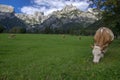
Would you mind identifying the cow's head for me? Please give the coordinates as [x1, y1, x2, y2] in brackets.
[91, 44, 108, 63]
[92, 45, 104, 63]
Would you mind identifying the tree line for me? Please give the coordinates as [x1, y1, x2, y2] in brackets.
[90, 0, 120, 38]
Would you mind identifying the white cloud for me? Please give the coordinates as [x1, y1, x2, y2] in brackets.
[21, 6, 40, 14]
[20, 0, 90, 15]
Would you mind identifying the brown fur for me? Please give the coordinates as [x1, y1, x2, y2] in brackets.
[94, 27, 114, 51]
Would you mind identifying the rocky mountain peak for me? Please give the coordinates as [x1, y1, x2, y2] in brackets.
[15, 11, 46, 25]
[62, 4, 77, 12]
[88, 8, 99, 15]
[0, 4, 14, 13]
[0, 4, 15, 20]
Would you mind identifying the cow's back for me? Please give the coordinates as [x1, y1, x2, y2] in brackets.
[94, 27, 114, 46]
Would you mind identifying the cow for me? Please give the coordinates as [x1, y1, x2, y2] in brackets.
[91, 27, 114, 63]
[8, 34, 16, 38]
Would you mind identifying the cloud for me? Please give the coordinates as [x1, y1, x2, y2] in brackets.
[20, 0, 90, 15]
[21, 6, 40, 14]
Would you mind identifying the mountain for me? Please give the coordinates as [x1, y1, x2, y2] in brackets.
[42, 5, 99, 28]
[0, 4, 101, 33]
[0, 4, 14, 20]
[0, 4, 26, 31]
[40, 5, 101, 34]
[15, 12, 46, 26]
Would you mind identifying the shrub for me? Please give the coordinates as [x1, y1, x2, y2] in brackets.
[9, 27, 26, 33]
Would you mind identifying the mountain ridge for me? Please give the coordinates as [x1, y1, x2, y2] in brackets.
[0, 4, 101, 33]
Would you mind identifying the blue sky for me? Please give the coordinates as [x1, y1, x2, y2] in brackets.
[0, 0, 32, 12]
[0, 0, 90, 15]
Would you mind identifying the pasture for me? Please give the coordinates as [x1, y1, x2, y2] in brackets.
[0, 34, 120, 80]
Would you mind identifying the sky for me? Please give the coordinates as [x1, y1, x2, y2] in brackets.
[0, 0, 90, 15]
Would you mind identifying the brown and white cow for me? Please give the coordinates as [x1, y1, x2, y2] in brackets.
[92, 27, 114, 63]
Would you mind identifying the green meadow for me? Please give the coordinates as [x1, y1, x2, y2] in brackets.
[0, 34, 120, 80]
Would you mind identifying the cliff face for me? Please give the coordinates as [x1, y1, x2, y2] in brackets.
[40, 5, 100, 32]
[0, 4, 101, 32]
[0, 4, 14, 13]
[0, 4, 26, 29]
[0, 4, 14, 20]
[15, 12, 45, 25]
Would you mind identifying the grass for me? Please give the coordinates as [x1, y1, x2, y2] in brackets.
[0, 34, 120, 80]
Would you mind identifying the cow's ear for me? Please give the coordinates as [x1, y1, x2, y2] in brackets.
[101, 44, 108, 51]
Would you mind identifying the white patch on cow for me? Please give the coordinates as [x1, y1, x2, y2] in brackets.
[103, 27, 114, 41]
[100, 28, 103, 33]
[109, 31, 114, 41]
[105, 30, 114, 41]
[92, 46, 103, 63]
[106, 30, 109, 33]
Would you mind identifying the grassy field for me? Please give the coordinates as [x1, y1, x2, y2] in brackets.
[0, 34, 120, 80]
